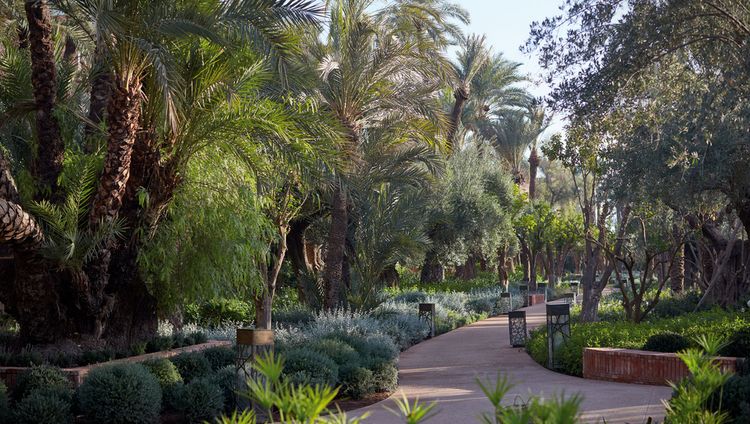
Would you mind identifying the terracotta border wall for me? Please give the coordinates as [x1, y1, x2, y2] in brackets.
[583, 347, 738, 386]
[0, 340, 231, 388]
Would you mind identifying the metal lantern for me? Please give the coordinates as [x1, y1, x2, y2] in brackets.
[497, 292, 512, 314]
[236, 328, 274, 382]
[537, 282, 548, 302]
[419, 303, 436, 338]
[519, 284, 529, 307]
[569, 281, 579, 296]
[508, 310, 527, 347]
[546, 304, 571, 369]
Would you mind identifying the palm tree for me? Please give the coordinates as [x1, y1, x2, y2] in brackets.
[310, 0, 450, 308]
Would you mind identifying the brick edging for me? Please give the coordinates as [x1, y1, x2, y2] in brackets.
[0, 340, 231, 388]
[582, 347, 738, 386]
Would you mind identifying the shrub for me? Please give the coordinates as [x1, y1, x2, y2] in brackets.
[309, 338, 360, 368]
[163, 382, 185, 412]
[274, 308, 316, 327]
[642, 332, 692, 353]
[141, 358, 182, 388]
[203, 346, 236, 370]
[339, 365, 373, 399]
[170, 352, 212, 383]
[185, 299, 252, 328]
[145, 335, 174, 353]
[391, 290, 428, 304]
[341, 333, 398, 363]
[466, 297, 495, 315]
[369, 360, 398, 392]
[13, 365, 72, 400]
[0, 382, 10, 423]
[721, 327, 750, 357]
[77, 363, 162, 424]
[283, 348, 339, 387]
[376, 314, 429, 350]
[190, 331, 208, 345]
[210, 366, 238, 412]
[714, 374, 750, 423]
[173, 377, 224, 423]
[12, 388, 72, 424]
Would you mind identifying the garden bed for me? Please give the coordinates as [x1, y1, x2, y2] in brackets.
[0, 340, 230, 389]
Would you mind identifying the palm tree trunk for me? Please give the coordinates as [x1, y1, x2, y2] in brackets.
[90, 75, 142, 226]
[323, 183, 347, 309]
[528, 146, 540, 200]
[447, 85, 468, 154]
[84, 36, 112, 151]
[420, 249, 444, 283]
[25, 0, 64, 196]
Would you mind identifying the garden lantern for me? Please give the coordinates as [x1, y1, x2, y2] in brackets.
[546, 304, 571, 370]
[537, 282, 548, 302]
[519, 283, 529, 307]
[236, 329, 274, 382]
[508, 310, 527, 347]
[419, 303, 436, 338]
[498, 292, 512, 314]
[569, 281, 579, 296]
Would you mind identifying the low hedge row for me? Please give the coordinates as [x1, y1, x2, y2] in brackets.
[0, 346, 237, 424]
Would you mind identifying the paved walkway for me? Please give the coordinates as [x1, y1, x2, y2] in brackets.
[351, 303, 672, 423]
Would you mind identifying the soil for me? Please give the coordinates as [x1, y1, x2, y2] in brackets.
[331, 391, 392, 412]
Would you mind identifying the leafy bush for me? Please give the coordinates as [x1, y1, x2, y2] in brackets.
[283, 348, 339, 387]
[642, 332, 691, 353]
[141, 358, 182, 388]
[12, 388, 72, 424]
[274, 307, 316, 327]
[185, 299, 252, 328]
[466, 297, 495, 315]
[391, 290, 428, 304]
[203, 346, 236, 371]
[309, 338, 360, 368]
[170, 352, 212, 383]
[714, 374, 750, 423]
[721, 327, 750, 357]
[77, 363, 162, 424]
[145, 335, 174, 353]
[339, 365, 373, 399]
[13, 365, 72, 400]
[210, 366, 238, 412]
[173, 377, 224, 423]
[369, 360, 398, 392]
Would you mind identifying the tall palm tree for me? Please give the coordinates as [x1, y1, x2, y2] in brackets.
[310, 0, 450, 308]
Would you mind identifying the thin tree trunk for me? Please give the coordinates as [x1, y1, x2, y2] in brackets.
[323, 183, 347, 309]
[420, 249, 444, 283]
[528, 147, 540, 200]
[84, 36, 112, 151]
[25, 0, 64, 196]
[447, 85, 468, 154]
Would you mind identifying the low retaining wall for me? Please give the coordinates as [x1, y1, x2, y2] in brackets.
[583, 347, 738, 386]
[0, 340, 231, 388]
[528, 294, 546, 305]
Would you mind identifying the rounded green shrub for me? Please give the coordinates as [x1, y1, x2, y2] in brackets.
[163, 382, 185, 412]
[339, 365, 373, 399]
[369, 360, 398, 392]
[721, 327, 750, 358]
[13, 365, 72, 400]
[170, 352, 212, 383]
[642, 332, 691, 353]
[145, 335, 174, 353]
[714, 374, 750, 423]
[210, 366, 238, 411]
[12, 388, 72, 424]
[274, 308, 315, 327]
[310, 338, 360, 368]
[141, 358, 182, 388]
[173, 377, 224, 423]
[77, 363, 162, 424]
[283, 348, 339, 387]
[203, 346, 236, 371]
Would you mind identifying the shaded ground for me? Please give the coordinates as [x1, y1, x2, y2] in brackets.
[350, 302, 671, 424]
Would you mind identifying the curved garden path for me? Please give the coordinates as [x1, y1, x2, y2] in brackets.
[351, 302, 672, 424]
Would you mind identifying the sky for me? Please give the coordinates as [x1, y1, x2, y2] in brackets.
[454, 0, 565, 133]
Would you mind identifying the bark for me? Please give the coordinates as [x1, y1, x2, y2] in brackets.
[379, 264, 400, 287]
[420, 249, 444, 283]
[670, 236, 685, 293]
[90, 75, 142, 226]
[528, 147, 540, 200]
[497, 248, 508, 290]
[323, 183, 347, 308]
[84, 36, 112, 150]
[519, 240, 531, 282]
[447, 85, 468, 154]
[25, 0, 64, 196]
[455, 255, 477, 280]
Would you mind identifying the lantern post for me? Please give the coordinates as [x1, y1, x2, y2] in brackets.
[519, 283, 529, 307]
[236, 329, 274, 407]
[546, 304, 571, 370]
[419, 303, 436, 338]
[497, 292, 513, 314]
[508, 311, 527, 347]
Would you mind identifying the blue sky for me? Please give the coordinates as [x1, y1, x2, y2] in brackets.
[455, 1, 565, 132]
